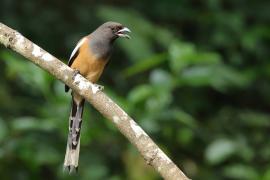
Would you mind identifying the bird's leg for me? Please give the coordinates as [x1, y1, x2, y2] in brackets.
[72, 69, 80, 80]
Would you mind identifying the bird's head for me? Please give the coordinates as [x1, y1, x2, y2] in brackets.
[95, 21, 131, 41]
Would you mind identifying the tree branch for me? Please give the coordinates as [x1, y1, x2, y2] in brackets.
[0, 22, 190, 180]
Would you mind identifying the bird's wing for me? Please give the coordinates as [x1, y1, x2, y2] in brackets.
[68, 37, 87, 67]
[65, 37, 87, 92]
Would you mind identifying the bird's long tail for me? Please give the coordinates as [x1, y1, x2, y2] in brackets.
[64, 95, 85, 173]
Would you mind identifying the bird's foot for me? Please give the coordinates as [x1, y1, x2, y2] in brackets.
[72, 69, 80, 80]
[92, 84, 104, 94]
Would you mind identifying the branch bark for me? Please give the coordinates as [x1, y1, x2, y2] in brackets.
[0, 22, 190, 180]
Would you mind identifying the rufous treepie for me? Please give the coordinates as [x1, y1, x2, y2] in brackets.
[64, 21, 131, 173]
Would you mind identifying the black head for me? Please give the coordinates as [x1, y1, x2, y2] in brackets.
[93, 21, 131, 42]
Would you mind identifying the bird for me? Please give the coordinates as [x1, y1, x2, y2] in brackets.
[63, 21, 131, 173]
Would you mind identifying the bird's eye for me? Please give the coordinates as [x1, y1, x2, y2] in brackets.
[111, 27, 117, 33]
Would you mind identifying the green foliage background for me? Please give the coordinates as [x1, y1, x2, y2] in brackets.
[0, 0, 269, 179]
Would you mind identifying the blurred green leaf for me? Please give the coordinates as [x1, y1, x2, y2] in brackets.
[205, 138, 237, 165]
[128, 84, 153, 104]
[1, 51, 52, 95]
[180, 65, 252, 91]
[35, 144, 61, 164]
[177, 128, 194, 145]
[171, 109, 197, 128]
[82, 164, 108, 179]
[150, 69, 173, 89]
[263, 168, 270, 180]
[169, 42, 221, 74]
[169, 42, 196, 73]
[223, 164, 259, 180]
[123, 53, 167, 77]
[141, 118, 160, 133]
[11, 117, 56, 131]
[0, 118, 8, 142]
[239, 111, 270, 127]
[145, 93, 172, 112]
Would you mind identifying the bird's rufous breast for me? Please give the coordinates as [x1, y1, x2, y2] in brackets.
[71, 38, 109, 83]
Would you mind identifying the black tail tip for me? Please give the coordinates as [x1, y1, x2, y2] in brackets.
[63, 165, 78, 174]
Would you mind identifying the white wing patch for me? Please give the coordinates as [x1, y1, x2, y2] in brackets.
[69, 38, 87, 61]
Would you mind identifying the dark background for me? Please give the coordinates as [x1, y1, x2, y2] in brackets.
[0, 0, 269, 179]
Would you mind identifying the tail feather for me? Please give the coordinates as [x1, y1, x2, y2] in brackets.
[64, 139, 80, 173]
[64, 97, 85, 173]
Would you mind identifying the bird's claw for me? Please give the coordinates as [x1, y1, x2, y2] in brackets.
[92, 84, 104, 94]
[94, 84, 104, 91]
[72, 69, 80, 80]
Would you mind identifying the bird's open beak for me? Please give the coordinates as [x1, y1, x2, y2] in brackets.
[117, 27, 131, 39]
